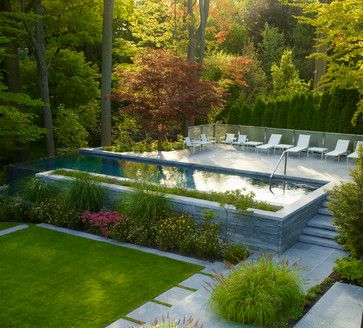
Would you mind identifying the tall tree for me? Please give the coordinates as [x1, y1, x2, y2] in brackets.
[101, 0, 114, 146]
[187, 0, 210, 64]
[20, 0, 55, 157]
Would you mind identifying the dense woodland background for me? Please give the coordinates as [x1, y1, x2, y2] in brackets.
[0, 0, 362, 183]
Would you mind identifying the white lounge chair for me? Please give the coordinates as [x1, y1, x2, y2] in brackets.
[286, 134, 311, 157]
[184, 137, 202, 151]
[256, 134, 282, 155]
[347, 141, 363, 162]
[325, 139, 350, 162]
[200, 134, 216, 144]
[232, 134, 248, 147]
[220, 133, 236, 144]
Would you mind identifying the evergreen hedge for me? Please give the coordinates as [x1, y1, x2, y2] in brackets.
[226, 89, 363, 134]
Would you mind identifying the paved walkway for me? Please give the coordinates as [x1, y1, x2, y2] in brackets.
[0, 224, 29, 236]
[108, 145, 352, 182]
[295, 282, 363, 328]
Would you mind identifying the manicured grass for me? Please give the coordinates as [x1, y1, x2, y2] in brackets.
[0, 222, 20, 231]
[0, 226, 203, 327]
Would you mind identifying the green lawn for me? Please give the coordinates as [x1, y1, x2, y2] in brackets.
[0, 222, 21, 231]
[0, 226, 203, 327]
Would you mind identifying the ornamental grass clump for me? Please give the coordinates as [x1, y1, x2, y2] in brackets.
[210, 256, 305, 327]
[65, 177, 106, 212]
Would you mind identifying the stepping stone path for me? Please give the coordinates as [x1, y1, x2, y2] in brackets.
[0, 224, 28, 236]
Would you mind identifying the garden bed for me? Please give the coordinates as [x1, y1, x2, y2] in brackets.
[0, 225, 202, 327]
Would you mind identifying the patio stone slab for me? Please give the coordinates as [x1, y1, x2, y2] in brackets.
[295, 282, 363, 328]
[179, 273, 216, 291]
[0, 224, 28, 236]
[106, 318, 140, 328]
[155, 287, 194, 305]
[127, 302, 169, 324]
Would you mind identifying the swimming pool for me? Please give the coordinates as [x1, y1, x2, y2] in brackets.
[9, 154, 324, 206]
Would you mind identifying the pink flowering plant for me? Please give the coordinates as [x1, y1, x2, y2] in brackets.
[81, 210, 126, 237]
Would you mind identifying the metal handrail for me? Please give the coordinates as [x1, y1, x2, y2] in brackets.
[270, 150, 288, 180]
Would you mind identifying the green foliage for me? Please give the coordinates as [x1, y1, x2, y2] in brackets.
[21, 178, 61, 204]
[180, 211, 222, 260]
[109, 216, 134, 242]
[112, 114, 140, 151]
[116, 189, 171, 245]
[222, 243, 250, 265]
[329, 150, 363, 258]
[334, 257, 363, 286]
[258, 23, 286, 76]
[31, 196, 81, 228]
[155, 214, 196, 251]
[298, 0, 363, 125]
[54, 106, 89, 149]
[210, 256, 305, 327]
[65, 178, 106, 213]
[250, 96, 266, 127]
[271, 49, 309, 98]
[0, 193, 30, 222]
[304, 277, 334, 305]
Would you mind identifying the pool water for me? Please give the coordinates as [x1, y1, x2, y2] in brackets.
[12, 154, 321, 206]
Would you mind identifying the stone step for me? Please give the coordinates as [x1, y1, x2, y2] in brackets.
[303, 227, 339, 240]
[307, 215, 335, 231]
[298, 234, 342, 250]
[318, 208, 333, 216]
[322, 201, 329, 208]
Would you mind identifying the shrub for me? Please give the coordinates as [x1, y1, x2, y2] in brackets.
[109, 216, 134, 242]
[144, 316, 202, 328]
[31, 196, 81, 228]
[21, 178, 60, 204]
[328, 150, 363, 258]
[0, 193, 31, 221]
[116, 189, 171, 245]
[180, 211, 222, 260]
[155, 214, 196, 251]
[334, 257, 363, 286]
[82, 210, 126, 237]
[222, 243, 250, 264]
[210, 256, 305, 327]
[65, 178, 106, 212]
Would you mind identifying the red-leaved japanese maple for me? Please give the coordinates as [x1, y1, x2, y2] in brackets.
[113, 48, 224, 150]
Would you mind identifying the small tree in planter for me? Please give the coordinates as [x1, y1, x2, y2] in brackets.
[112, 48, 224, 150]
[329, 149, 363, 259]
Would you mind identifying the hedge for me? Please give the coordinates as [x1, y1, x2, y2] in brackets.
[226, 89, 363, 134]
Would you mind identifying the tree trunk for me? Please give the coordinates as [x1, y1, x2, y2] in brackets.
[198, 0, 209, 65]
[33, 0, 55, 157]
[313, 34, 327, 91]
[187, 0, 197, 63]
[0, 0, 21, 93]
[101, 0, 114, 146]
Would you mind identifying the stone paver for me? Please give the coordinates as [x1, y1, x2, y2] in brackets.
[295, 282, 363, 328]
[106, 318, 140, 328]
[179, 273, 216, 291]
[155, 287, 194, 305]
[127, 302, 169, 324]
[0, 224, 28, 236]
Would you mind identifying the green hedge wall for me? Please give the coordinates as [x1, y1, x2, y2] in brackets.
[226, 89, 363, 134]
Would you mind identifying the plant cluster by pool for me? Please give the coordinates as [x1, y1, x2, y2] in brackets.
[9, 154, 324, 206]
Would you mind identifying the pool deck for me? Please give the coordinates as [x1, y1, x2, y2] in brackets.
[116, 144, 353, 183]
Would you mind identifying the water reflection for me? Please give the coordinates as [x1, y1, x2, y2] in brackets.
[24, 155, 319, 206]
